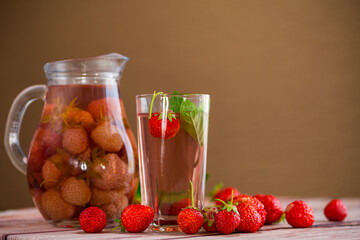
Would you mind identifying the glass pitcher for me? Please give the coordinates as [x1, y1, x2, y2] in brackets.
[4, 53, 138, 227]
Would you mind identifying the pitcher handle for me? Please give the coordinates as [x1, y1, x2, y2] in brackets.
[4, 85, 46, 175]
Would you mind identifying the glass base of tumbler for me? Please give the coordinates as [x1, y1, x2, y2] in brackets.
[148, 219, 181, 232]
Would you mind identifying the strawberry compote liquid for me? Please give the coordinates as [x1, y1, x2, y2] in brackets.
[27, 84, 138, 227]
[137, 112, 208, 231]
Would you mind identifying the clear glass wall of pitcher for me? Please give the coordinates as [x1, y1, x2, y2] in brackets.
[4, 53, 138, 227]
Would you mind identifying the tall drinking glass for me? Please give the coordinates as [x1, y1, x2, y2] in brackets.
[136, 93, 210, 232]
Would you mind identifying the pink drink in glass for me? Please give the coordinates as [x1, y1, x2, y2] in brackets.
[136, 93, 210, 232]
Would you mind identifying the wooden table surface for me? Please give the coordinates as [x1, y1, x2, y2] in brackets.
[0, 197, 359, 239]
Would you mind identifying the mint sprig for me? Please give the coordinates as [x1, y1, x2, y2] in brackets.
[169, 91, 184, 113]
[152, 90, 205, 145]
[180, 99, 204, 145]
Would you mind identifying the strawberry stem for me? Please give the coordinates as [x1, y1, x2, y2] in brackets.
[215, 198, 227, 206]
[215, 190, 239, 214]
[149, 91, 165, 119]
[190, 180, 194, 208]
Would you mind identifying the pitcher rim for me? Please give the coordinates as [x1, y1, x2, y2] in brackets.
[44, 53, 129, 68]
[43, 53, 129, 82]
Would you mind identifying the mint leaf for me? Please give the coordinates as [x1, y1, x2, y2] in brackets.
[169, 94, 184, 113]
[180, 99, 204, 145]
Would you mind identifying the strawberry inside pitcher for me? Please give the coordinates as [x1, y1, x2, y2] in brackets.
[27, 84, 138, 226]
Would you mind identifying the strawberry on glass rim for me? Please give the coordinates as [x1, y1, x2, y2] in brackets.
[148, 91, 180, 139]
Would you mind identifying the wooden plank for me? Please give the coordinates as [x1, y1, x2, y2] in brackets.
[1, 197, 359, 239]
[6, 223, 360, 240]
[0, 209, 74, 239]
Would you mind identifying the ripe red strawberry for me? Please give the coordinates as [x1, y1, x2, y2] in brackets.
[236, 203, 262, 233]
[233, 196, 266, 227]
[121, 204, 154, 232]
[215, 191, 241, 234]
[149, 112, 180, 139]
[285, 200, 314, 228]
[254, 194, 283, 224]
[169, 198, 191, 215]
[177, 208, 204, 234]
[159, 202, 172, 216]
[202, 207, 218, 232]
[235, 193, 250, 198]
[79, 206, 107, 233]
[324, 199, 347, 221]
[160, 199, 191, 216]
[177, 181, 204, 234]
[213, 187, 241, 206]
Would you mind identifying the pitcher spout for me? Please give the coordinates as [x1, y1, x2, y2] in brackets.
[97, 53, 129, 74]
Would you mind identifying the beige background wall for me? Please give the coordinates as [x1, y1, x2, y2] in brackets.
[0, 0, 359, 211]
